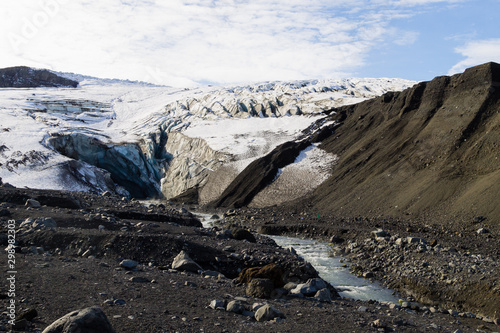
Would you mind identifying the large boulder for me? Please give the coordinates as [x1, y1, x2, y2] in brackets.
[171, 250, 202, 273]
[237, 263, 284, 287]
[41, 307, 115, 333]
[291, 278, 328, 296]
[246, 278, 274, 299]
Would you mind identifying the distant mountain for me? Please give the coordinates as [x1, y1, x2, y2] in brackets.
[0, 66, 78, 88]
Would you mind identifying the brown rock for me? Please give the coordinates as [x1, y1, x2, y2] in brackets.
[237, 263, 284, 287]
[246, 278, 274, 299]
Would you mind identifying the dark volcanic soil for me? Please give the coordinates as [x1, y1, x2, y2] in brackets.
[1, 186, 497, 332]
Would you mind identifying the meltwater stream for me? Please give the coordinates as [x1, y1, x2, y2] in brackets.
[196, 213, 400, 304]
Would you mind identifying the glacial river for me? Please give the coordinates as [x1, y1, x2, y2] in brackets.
[196, 213, 400, 304]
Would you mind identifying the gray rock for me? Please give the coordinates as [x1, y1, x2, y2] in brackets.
[407, 236, 424, 244]
[291, 278, 327, 296]
[476, 228, 489, 234]
[33, 217, 57, 229]
[448, 309, 459, 317]
[202, 270, 226, 279]
[357, 306, 368, 312]
[283, 282, 298, 291]
[171, 250, 202, 273]
[254, 304, 284, 322]
[119, 259, 138, 270]
[371, 229, 390, 238]
[209, 300, 225, 310]
[41, 306, 115, 333]
[129, 276, 150, 283]
[226, 301, 245, 314]
[25, 199, 41, 208]
[113, 299, 126, 305]
[314, 288, 332, 302]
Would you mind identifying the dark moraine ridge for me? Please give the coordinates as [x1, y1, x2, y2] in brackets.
[0, 66, 78, 88]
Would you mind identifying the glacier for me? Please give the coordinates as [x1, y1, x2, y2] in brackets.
[0, 72, 416, 201]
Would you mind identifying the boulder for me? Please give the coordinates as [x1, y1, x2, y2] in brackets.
[231, 228, 256, 243]
[171, 250, 202, 273]
[291, 278, 327, 296]
[254, 304, 285, 322]
[315, 288, 332, 303]
[41, 306, 115, 333]
[246, 278, 274, 299]
[237, 263, 284, 287]
[25, 199, 41, 208]
[226, 300, 245, 314]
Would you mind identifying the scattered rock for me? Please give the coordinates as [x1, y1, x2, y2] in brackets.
[171, 250, 202, 273]
[477, 228, 490, 234]
[16, 308, 38, 322]
[25, 199, 41, 208]
[314, 288, 332, 302]
[254, 304, 285, 322]
[231, 228, 256, 243]
[291, 278, 328, 296]
[41, 306, 115, 333]
[129, 276, 150, 283]
[209, 300, 225, 310]
[226, 300, 245, 314]
[119, 259, 138, 270]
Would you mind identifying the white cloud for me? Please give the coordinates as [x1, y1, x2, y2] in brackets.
[0, 0, 469, 86]
[449, 39, 500, 75]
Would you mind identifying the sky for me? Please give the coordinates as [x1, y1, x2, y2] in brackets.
[1, 0, 499, 87]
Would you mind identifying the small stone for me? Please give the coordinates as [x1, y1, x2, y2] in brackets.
[120, 259, 138, 270]
[209, 300, 225, 310]
[102, 191, 112, 197]
[372, 319, 386, 328]
[226, 300, 245, 314]
[114, 299, 126, 305]
[254, 304, 284, 322]
[314, 288, 332, 303]
[17, 308, 38, 321]
[476, 228, 489, 234]
[357, 306, 368, 312]
[363, 272, 374, 278]
[129, 276, 150, 283]
[25, 199, 41, 208]
[448, 309, 459, 317]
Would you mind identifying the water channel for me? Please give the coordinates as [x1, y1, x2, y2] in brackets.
[196, 213, 400, 304]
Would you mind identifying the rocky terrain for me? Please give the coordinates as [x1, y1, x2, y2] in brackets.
[0, 67, 78, 88]
[1, 63, 500, 332]
[1, 184, 498, 332]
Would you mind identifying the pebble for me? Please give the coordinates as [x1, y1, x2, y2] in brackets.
[120, 259, 138, 269]
[357, 306, 368, 312]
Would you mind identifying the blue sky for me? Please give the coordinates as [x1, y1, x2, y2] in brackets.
[1, 0, 499, 87]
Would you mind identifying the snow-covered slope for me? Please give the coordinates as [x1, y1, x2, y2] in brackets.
[0, 71, 416, 201]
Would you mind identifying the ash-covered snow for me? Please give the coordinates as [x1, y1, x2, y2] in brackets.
[0, 71, 416, 196]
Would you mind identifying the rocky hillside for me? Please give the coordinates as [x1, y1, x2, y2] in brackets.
[311, 62, 500, 229]
[212, 62, 500, 230]
[0, 66, 78, 88]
